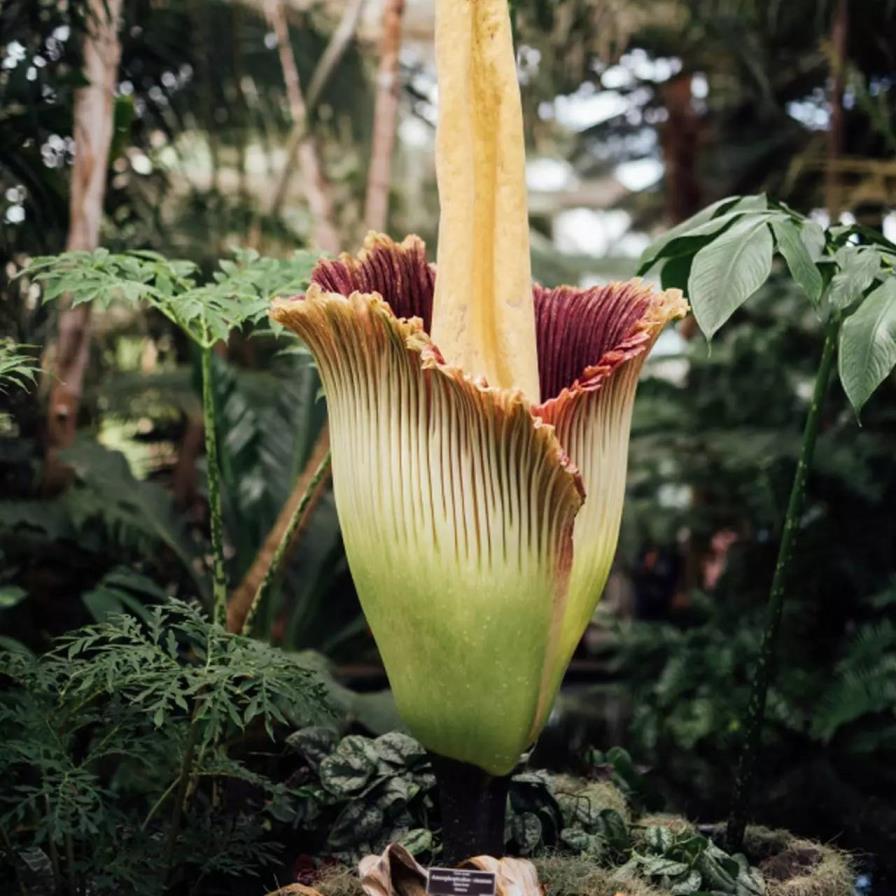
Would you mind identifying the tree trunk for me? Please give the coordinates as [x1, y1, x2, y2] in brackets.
[826, 0, 848, 220]
[363, 0, 406, 233]
[44, 0, 123, 479]
[265, 0, 340, 253]
[660, 72, 702, 343]
[227, 427, 331, 634]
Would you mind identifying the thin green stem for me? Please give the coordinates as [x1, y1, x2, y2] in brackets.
[241, 451, 332, 636]
[200, 346, 228, 626]
[726, 314, 840, 850]
[139, 777, 179, 832]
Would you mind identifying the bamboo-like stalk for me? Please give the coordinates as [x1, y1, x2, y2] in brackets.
[238, 448, 332, 637]
[726, 315, 840, 849]
[200, 347, 228, 626]
[363, 0, 406, 232]
[265, 0, 340, 253]
[227, 426, 331, 633]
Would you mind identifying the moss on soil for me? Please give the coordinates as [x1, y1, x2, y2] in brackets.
[302, 824, 852, 896]
[288, 800, 852, 896]
[533, 853, 667, 896]
[551, 775, 631, 823]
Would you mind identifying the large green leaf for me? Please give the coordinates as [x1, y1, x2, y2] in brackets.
[688, 217, 775, 338]
[838, 278, 896, 414]
[81, 568, 164, 623]
[638, 195, 768, 274]
[771, 220, 823, 304]
[828, 247, 882, 310]
[801, 220, 827, 261]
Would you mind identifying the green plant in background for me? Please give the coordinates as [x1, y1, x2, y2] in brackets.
[0, 247, 344, 893]
[0, 602, 331, 895]
[23, 247, 320, 626]
[0, 340, 39, 395]
[638, 195, 896, 847]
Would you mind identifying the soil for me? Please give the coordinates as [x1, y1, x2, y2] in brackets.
[762, 847, 823, 882]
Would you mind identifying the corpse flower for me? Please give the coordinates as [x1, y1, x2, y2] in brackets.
[273, 0, 686, 784]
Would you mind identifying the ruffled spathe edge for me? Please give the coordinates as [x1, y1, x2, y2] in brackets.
[274, 283, 585, 501]
[535, 279, 689, 422]
[309, 233, 687, 416]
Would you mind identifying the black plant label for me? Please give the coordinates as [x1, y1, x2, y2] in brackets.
[427, 868, 496, 896]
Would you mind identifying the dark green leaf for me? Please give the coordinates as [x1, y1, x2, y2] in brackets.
[286, 726, 339, 771]
[319, 735, 380, 796]
[510, 812, 543, 854]
[644, 824, 674, 853]
[597, 808, 630, 851]
[373, 776, 419, 814]
[399, 828, 432, 856]
[661, 254, 694, 292]
[373, 731, 426, 767]
[328, 800, 384, 850]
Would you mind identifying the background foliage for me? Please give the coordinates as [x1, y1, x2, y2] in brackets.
[1, 0, 896, 892]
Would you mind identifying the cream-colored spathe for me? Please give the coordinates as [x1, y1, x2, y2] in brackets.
[271, 236, 687, 775]
[431, 0, 540, 403]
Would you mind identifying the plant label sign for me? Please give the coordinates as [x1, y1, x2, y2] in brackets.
[427, 868, 496, 896]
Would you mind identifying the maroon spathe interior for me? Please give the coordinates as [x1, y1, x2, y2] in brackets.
[312, 239, 435, 332]
[534, 283, 649, 401]
[310, 238, 648, 403]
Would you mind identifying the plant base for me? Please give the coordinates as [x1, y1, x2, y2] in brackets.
[429, 753, 510, 866]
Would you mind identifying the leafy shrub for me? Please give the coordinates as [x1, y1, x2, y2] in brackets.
[0, 601, 332, 895]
